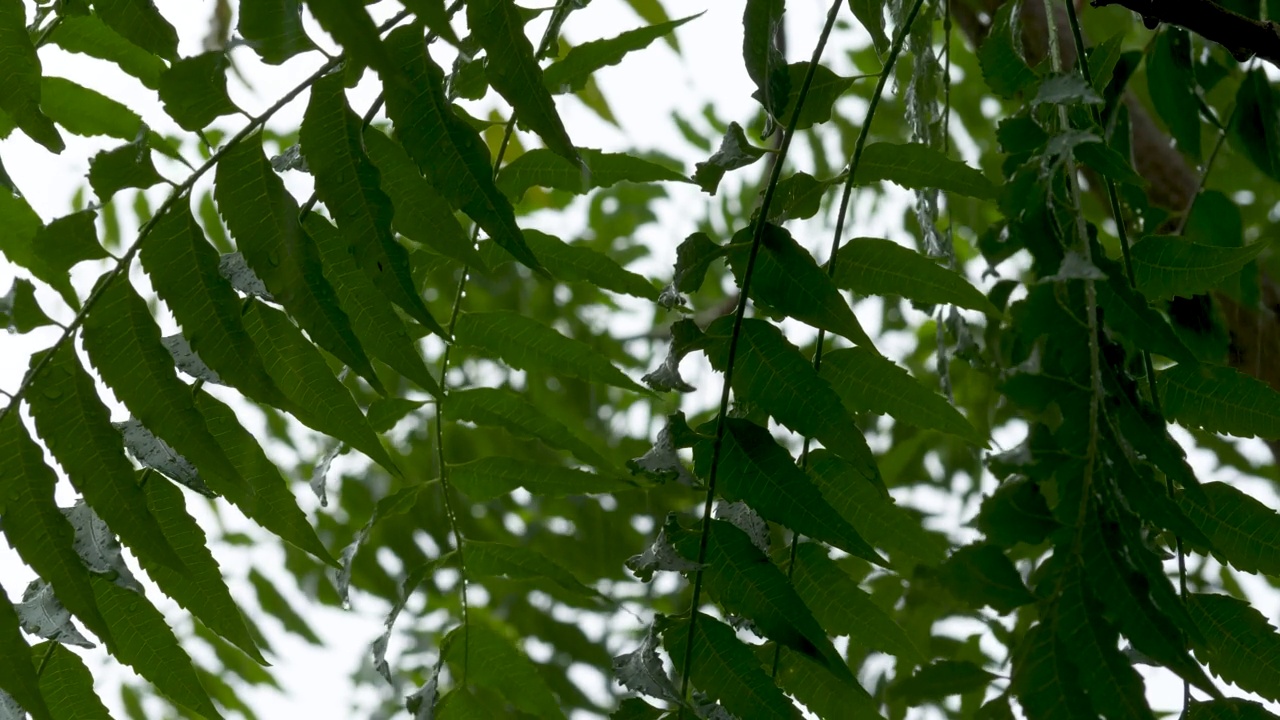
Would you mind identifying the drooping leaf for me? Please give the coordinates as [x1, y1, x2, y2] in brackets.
[523, 229, 659, 299]
[701, 317, 881, 484]
[467, 0, 578, 164]
[32, 642, 114, 720]
[497, 148, 685, 201]
[788, 542, 925, 662]
[1147, 27, 1200, 161]
[214, 136, 384, 394]
[893, 661, 998, 704]
[25, 344, 185, 573]
[304, 0, 398, 78]
[450, 456, 631, 501]
[848, 0, 888, 54]
[767, 171, 837, 223]
[382, 25, 540, 271]
[238, 0, 314, 64]
[726, 223, 874, 347]
[807, 450, 950, 566]
[661, 613, 795, 720]
[48, 13, 166, 89]
[301, 73, 444, 336]
[691, 122, 768, 194]
[466, 541, 600, 600]
[303, 214, 441, 395]
[139, 202, 291, 411]
[402, 0, 460, 46]
[1159, 363, 1280, 439]
[88, 141, 163, 200]
[158, 52, 239, 131]
[822, 346, 982, 444]
[832, 237, 999, 316]
[92, 0, 178, 60]
[742, 0, 789, 122]
[854, 143, 997, 199]
[362, 127, 489, 272]
[0, 0, 64, 152]
[240, 301, 398, 475]
[543, 14, 700, 94]
[1229, 69, 1280, 181]
[612, 625, 681, 704]
[978, 1, 1037, 99]
[693, 418, 887, 566]
[447, 387, 613, 469]
[0, 592, 51, 720]
[759, 61, 857, 130]
[0, 413, 111, 646]
[672, 231, 727, 293]
[664, 516, 851, 679]
[1189, 593, 1280, 703]
[454, 310, 645, 392]
[1130, 236, 1269, 301]
[937, 543, 1035, 613]
[80, 276, 248, 498]
[441, 621, 566, 719]
[1180, 481, 1280, 577]
[0, 278, 53, 333]
[1010, 620, 1095, 720]
[90, 576, 222, 719]
[1092, 253, 1197, 365]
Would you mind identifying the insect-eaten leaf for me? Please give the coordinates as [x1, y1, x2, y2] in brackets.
[115, 418, 215, 497]
[612, 624, 682, 703]
[626, 516, 704, 581]
[692, 122, 769, 194]
[16, 580, 95, 649]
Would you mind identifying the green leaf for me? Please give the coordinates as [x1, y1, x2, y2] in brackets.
[40, 76, 142, 139]
[301, 74, 443, 336]
[92, 0, 179, 60]
[523, 229, 658, 299]
[1087, 34, 1124, 92]
[468, 0, 578, 164]
[0, 0, 64, 152]
[0, 412, 112, 647]
[726, 223, 874, 347]
[848, 0, 887, 54]
[362, 127, 489, 272]
[0, 278, 53, 333]
[140, 203, 291, 411]
[768, 171, 837, 223]
[1011, 620, 1095, 720]
[31, 210, 108, 277]
[238, 0, 314, 64]
[854, 143, 997, 199]
[543, 14, 700, 94]
[0, 593, 51, 720]
[978, 1, 1037, 99]
[366, 397, 426, 433]
[447, 387, 612, 469]
[25, 344, 186, 573]
[88, 141, 163, 200]
[1092, 254, 1196, 365]
[661, 613, 795, 720]
[808, 450, 950, 566]
[665, 516, 851, 679]
[672, 231, 727, 293]
[1159, 362, 1280, 439]
[893, 661, 997, 704]
[442, 621, 565, 719]
[1074, 140, 1145, 186]
[304, 0, 398, 79]
[693, 418, 887, 566]
[1180, 481, 1280, 577]
[1107, 387, 1205, 499]
[80, 277, 249, 498]
[1187, 700, 1280, 720]
[1229, 69, 1280, 181]
[1130, 236, 1269, 301]
[1033, 74, 1102, 106]
[158, 51, 239, 131]
[454, 310, 645, 392]
[1056, 565, 1156, 720]
[247, 568, 321, 644]
[135, 472, 264, 663]
[91, 576, 221, 719]
[241, 301, 398, 475]
[833, 236, 999, 316]
[822, 346, 982, 443]
[977, 477, 1058, 547]
[1189, 593, 1280, 703]
[0, 193, 78, 308]
[774, 646, 882, 718]
[788, 542, 925, 662]
[48, 14, 166, 89]
[382, 25, 540, 271]
[762, 61, 856, 130]
[701, 317, 882, 485]
[402, 0, 460, 46]
[937, 543, 1034, 613]
[466, 540, 600, 600]
[1147, 27, 1200, 161]
[304, 214, 441, 395]
[214, 136, 384, 394]
[692, 122, 767, 194]
[742, 0, 789, 121]
[32, 642, 114, 720]
[497, 148, 686, 201]
[450, 456, 632, 501]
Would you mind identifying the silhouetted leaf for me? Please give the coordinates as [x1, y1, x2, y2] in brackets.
[238, 0, 313, 64]
[1189, 593, 1280, 703]
[0, 0, 64, 152]
[937, 543, 1034, 613]
[0, 591, 51, 720]
[894, 661, 997, 704]
[978, 1, 1037, 99]
[662, 613, 795, 720]
[1180, 481, 1280, 577]
[88, 141, 163, 200]
[523, 229, 658, 299]
[1147, 27, 1200, 161]
[498, 148, 685, 201]
[742, 0, 789, 122]
[692, 122, 767, 194]
[0, 278, 53, 333]
[544, 13, 700, 95]
[833, 237, 999, 316]
[1159, 363, 1280, 439]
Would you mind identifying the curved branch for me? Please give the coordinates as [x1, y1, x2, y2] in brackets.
[1090, 0, 1280, 67]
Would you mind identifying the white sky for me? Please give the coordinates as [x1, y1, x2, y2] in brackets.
[2, 0, 1280, 718]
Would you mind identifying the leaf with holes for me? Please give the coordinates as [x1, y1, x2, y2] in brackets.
[239, 0, 313, 65]
[0, 0, 63, 152]
[305, 0, 397, 78]
[1180, 481, 1280, 577]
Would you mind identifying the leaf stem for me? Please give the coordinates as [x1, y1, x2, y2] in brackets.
[677, 0, 849, 711]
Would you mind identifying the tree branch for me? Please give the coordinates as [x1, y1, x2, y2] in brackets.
[1090, 0, 1280, 67]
